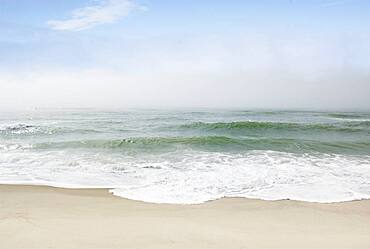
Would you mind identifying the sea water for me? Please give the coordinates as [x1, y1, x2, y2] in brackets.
[0, 109, 369, 204]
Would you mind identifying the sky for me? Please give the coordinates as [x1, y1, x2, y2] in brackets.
[0, 0, 370, 110]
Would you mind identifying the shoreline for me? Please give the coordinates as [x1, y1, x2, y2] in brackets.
[1, 184, 370, 248]
[2, 182, 368, 205]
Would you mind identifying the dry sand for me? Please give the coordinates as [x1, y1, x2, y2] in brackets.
[1, 184, 370, 249]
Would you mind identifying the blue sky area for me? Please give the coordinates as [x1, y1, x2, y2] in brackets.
[0, 0, 369, 109]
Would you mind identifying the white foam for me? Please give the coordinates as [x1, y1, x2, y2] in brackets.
[0, 123, 38, 134]
[0, 148, 369, 204]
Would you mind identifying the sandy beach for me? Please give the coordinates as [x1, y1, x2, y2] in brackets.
[0, 185, 369, 249]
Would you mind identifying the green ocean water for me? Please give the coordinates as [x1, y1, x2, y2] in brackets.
[0, 109, 369, 203]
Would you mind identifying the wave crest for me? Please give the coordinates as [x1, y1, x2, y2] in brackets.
[179, 121, 367, 132]
[30, 136, 370, 155]
[0, 123, 37, 134]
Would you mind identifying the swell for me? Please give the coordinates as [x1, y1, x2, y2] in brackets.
[326, 113, 367, 119]
[31, 136, 370, 154]
[2, 120, 369, 137]
[0, 123, 39, 134]
[0, 123, 103, 136]
[179, 121, 369, 133]
[33, 136, 242, 149]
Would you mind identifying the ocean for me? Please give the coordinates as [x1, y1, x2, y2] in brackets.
[0, 109, 369, 204]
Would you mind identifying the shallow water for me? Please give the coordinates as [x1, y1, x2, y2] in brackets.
[1, 109, 369, 203]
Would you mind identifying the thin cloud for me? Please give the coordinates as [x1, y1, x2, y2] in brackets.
[46, 0, 143, 31]
[320, 0, 346, 7]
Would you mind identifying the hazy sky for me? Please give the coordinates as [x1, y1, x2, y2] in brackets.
[1, 0, 370, 110]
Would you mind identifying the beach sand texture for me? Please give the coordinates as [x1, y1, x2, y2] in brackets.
[1, 185, 370, 249]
